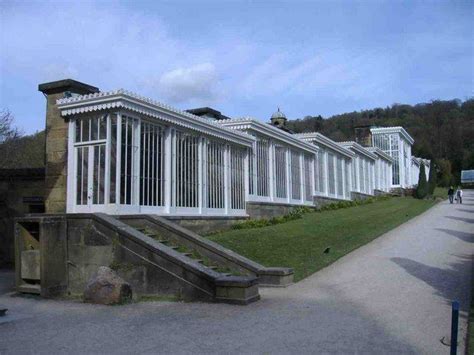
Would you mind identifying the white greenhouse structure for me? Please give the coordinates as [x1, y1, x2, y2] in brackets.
[53, 86, 428, 218]
[219, 118, 317, 206]
[370, 127, 414, 188]
[295, 133, 354, 200]
[368, 147, 393, 192]
[339, 141, 377, 196]
[58, 90, 255, 216]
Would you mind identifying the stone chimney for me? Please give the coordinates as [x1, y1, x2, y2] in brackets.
[354, 125, 373, 147]
[38, 79, 99, 213]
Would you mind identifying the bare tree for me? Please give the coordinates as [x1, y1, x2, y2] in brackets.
[0, 110, 22, 143]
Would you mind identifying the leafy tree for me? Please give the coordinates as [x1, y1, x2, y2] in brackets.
[415, 164, 428, 199]
[437, 159, 454, 187]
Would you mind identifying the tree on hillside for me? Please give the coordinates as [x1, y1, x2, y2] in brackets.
[415, 164, 428, 199]
[0, 110, 22, 143]
[437, 159, 454, 187]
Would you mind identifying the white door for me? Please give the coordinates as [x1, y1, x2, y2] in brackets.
[75, 143, 106, 212]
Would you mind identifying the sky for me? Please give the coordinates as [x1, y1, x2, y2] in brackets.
[0, 0, 473, 134]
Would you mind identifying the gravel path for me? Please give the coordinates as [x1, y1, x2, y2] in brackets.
[0, 192, 473, 354]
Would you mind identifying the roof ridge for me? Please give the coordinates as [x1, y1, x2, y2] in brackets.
[56, 89, 254, 141]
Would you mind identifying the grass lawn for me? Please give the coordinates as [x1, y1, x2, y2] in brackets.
[208, 196, 438, 282]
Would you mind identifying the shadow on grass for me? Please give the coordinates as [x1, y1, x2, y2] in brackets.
[391, 255, 472, 313]
[444, 216, 474, 224]
[435, 228, 474, 243]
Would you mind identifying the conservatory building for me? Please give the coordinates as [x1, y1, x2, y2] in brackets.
[370, 127, 414, 188]
[294, 132, 354, 200]
[56, 90, 256, 217]
[34, 79, 424, 221]
[368, 147, 393, 192]
[339, 141, 377, 196]
[218, 118, 317, 206]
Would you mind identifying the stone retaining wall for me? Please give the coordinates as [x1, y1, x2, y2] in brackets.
[246, 202, 315, 220]
[313, 195, 348, 208]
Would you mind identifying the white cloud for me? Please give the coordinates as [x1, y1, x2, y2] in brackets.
[158, 63, 219, 103]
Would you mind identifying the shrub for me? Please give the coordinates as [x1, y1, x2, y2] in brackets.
[415, 164, 429, 199]
[428, 161, 437, 196]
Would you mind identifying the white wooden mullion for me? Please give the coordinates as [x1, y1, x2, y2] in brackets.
[224, 144, 229, 214]
[323, 151, 328, 196]
[134, 119, 140, 206]
[244, 147, 249, 201]
[198, 137, 203, 213]
[286, 148, 291, 203]
[341, 157, 345, 199]
[170, 128, 176, 213]
[67, 120, 75, 212]
[116, 114, 122, 204]
[268, 140, 274, 201]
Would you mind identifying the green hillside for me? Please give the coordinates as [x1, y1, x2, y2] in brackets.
[0, 131, 45, 169]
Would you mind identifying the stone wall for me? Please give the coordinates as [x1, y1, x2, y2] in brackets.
[313, 195, 348, 208]
[43, 91, 69, 213]
[246, 202, 315, 220]
[390, 187, 415, 197]
[65, 216, 213, 301]
[165, 216, 248, 235]
[0, 169, 45, 268]
[374, 189, 390, 196]
[351, 191, 373, 200]
[15, 214, 260, 303]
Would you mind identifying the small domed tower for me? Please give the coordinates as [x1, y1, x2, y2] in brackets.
[271, 108, 287, 129]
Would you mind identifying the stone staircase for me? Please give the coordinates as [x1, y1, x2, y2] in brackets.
[119, 215, 294, 287]
[15, 214, 261, 305]
[135, 227, 240, 278]
[15, 213, 293, 305]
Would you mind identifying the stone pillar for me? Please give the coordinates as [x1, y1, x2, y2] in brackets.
[38, 79, 99, 213]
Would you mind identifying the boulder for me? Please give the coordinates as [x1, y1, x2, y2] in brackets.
[83, 266, 132, 305]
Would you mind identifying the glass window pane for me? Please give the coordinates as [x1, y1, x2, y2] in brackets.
[91, 117, 98, 141]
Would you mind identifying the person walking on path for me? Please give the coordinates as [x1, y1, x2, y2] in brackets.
[455, 186, 463, 204]
[448, 186, 455, 203]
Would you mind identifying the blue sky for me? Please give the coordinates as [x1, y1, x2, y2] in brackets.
[0, 0, 473, 134]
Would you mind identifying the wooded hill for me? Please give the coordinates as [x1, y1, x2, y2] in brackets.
[287, 99, 474, 185]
